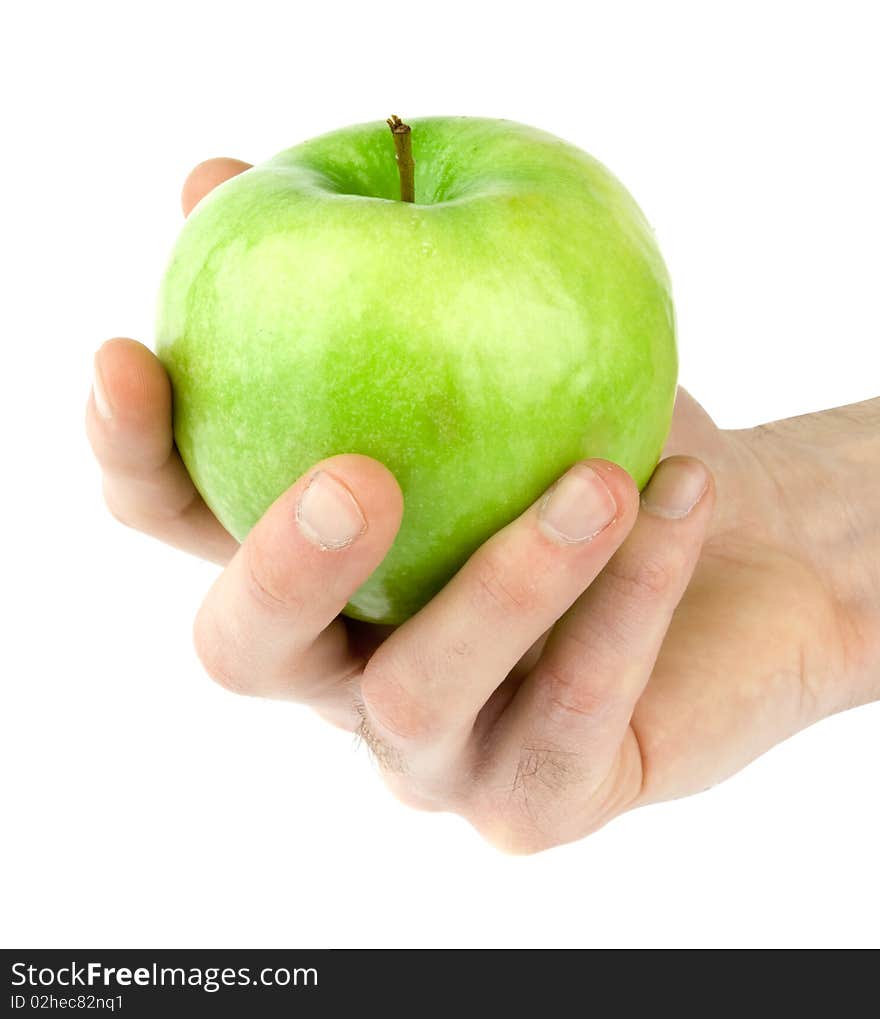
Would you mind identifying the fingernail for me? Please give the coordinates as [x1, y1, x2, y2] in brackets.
[641, 458, 709, 519]
[296, 471, 366, 550]
[93, 358, 112, 420]
[538, 464, 617, 544]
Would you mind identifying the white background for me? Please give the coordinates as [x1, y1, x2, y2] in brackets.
[2, 1, 878, 949]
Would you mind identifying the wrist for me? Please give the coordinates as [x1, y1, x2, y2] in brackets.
[735, 397, 880, 707]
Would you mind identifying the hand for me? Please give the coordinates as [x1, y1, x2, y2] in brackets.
[87, 158, 879, 853]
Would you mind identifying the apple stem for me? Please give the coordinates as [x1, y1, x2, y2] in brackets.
[386, 115, 415, 203]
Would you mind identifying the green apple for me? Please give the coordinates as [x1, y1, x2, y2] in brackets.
[156, 117, 677, 624]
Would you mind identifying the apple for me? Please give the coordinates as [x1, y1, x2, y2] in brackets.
[156, 117, 677, 624]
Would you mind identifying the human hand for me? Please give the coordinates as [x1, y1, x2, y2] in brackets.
[87, 158, 879, 852]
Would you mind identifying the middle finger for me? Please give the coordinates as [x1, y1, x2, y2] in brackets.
[360, 460, 640, 771]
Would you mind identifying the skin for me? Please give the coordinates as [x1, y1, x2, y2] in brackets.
[156, 119, 677, 623]
[86, 158, 880, 854]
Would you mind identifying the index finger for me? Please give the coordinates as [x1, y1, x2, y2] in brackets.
[181, 158, 252, 216]
[192, 454, 403, 720]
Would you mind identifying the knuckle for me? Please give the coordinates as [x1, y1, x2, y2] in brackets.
[503, 832, 557, 856]
[105, 500, 132, 530]
[360, 656, 434, 741]
[470, 549, 536, 617]
[102, 478, 191, 534]
[243, 539, 302, 616]
[467, 785, 569, 857]
[192, 610, 248, 696]
[480, 816, 561, 856]
[606, 553, 675, 602]
[472, 788, 607, 855]
[380, 772, 455, 813]
[102, 487, 135, 530]
[540, 657, 615, 723]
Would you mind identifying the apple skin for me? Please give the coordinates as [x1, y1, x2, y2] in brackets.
[156, 117, 677, 624]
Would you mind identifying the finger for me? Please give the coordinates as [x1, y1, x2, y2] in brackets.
[492, 456, 714, 810]
[193, 455, 403, 717]
[360, 461, 641, 772]
[181, 158, 252, 216]
[86, 338, 238, 564]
